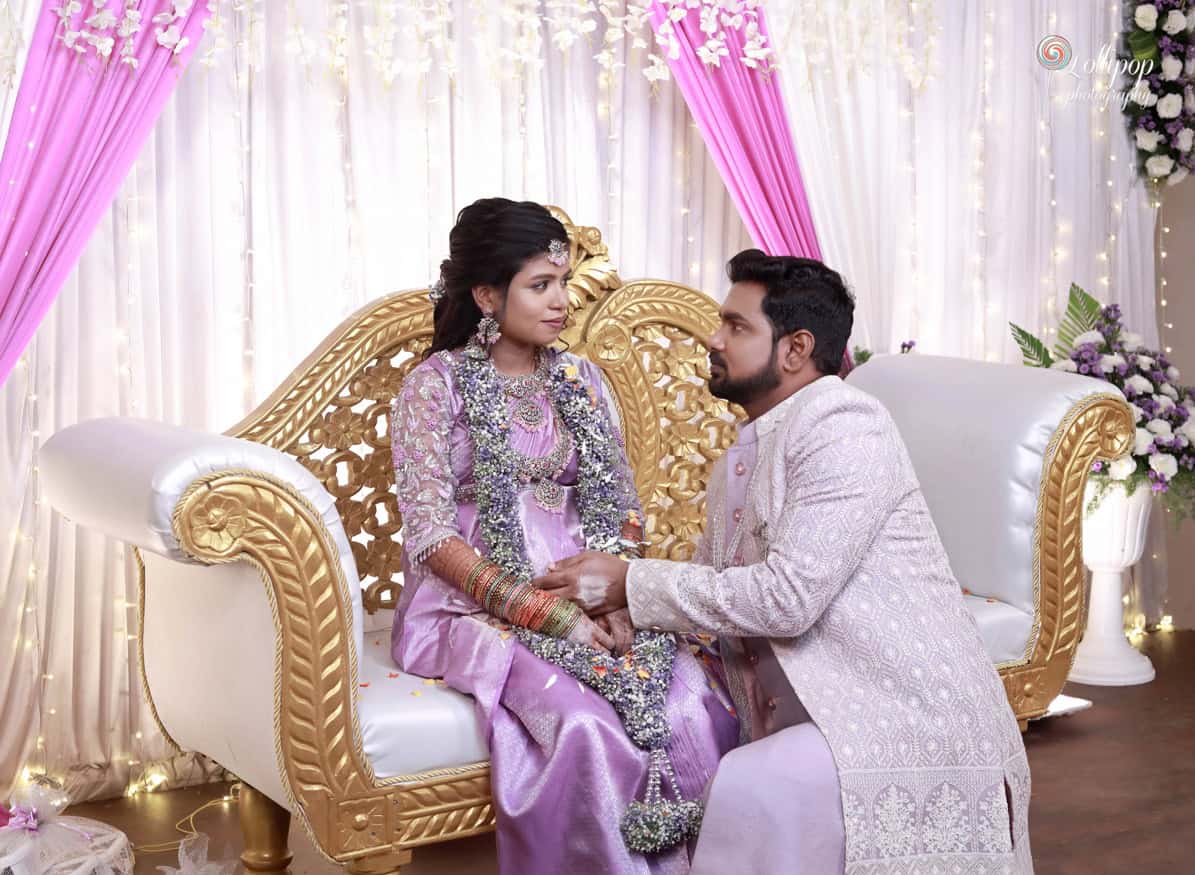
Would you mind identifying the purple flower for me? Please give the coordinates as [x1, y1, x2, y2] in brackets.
[1092, 461, 1105, 473]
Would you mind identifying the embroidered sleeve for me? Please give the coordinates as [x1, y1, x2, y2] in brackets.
[391, 364, 461, 564]
[626, 393, 906, 637]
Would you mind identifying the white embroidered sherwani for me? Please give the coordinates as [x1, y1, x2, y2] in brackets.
[627, 376, 1033, 874]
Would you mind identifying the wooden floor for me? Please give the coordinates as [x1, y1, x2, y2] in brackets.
[68, 630, 1195, 874]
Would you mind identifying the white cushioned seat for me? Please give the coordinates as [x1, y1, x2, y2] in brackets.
[848, 354, 1118, 666]
[962, 594, 1034, 665]
[357, 635, 488, 780]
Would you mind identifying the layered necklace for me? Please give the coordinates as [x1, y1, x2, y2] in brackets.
[451, 342, 704, 854]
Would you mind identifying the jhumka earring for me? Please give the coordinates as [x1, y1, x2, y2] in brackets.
[472, 310, 501, 353]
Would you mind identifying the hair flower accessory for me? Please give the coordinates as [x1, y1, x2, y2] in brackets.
[547, 238, 569, 267]
[428, 275, 447, 304]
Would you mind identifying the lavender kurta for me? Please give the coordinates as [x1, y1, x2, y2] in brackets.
[628, 376, 1034, 874]
[389, 349, 739, 875]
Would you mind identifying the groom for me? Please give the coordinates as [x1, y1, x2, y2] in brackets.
[534, 250, 1033, 874]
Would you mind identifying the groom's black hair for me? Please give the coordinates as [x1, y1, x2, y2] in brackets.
[726, 249, 854, 375]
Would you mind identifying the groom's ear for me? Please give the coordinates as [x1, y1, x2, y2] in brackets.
[781, 329, 816, 374]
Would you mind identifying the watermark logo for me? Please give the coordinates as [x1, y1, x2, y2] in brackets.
[1036, 35, 1073, 71]
[1036, 36, 1154, 110]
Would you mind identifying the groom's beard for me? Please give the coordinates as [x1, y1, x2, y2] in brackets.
[708, 348, 781, 408]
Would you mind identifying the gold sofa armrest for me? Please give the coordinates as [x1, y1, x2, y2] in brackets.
[169, 469, 493, 862]
[1001, 393, 1134, 726]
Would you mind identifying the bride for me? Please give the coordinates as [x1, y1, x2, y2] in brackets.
[389, 198, 738, 873]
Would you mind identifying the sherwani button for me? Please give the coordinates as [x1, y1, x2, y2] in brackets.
[748, 650, 759, 665]
[734, 462, 746, 475]
[733, 508, 744, 522]
[766, 697, 778, 711]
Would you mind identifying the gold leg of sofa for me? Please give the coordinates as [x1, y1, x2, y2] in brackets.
[345, 851, 413, 875]
[239, 783, 294, 873]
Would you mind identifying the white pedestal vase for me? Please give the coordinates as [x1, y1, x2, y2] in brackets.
[1069, 478, 1156, 686]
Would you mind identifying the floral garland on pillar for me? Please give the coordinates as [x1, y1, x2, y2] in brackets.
[453, 347, 703, 855]
[1123, 1, 1195, 191]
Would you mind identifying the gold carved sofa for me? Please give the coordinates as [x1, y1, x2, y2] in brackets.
[40, 209, 1131, 872]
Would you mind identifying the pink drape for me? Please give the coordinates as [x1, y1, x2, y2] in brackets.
[0, 2, 212, 387]
[652, 4, 853, 372]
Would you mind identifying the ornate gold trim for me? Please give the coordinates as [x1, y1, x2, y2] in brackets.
[133, 547, 184, 754]
[1000, 392, 1133, 722]
[169, 468, 496, 861]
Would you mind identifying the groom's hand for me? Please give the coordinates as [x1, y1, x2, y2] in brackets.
[532, 550, 630, 615]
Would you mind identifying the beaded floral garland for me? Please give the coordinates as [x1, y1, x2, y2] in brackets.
[453, 345, 703, 854]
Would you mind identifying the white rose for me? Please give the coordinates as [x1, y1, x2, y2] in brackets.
[1147, 418, 1173, 435]
[1185, 401, 1195, 414]
[1162, 54, 1184, 80]
[1161, 383, 1179, 399]
[1167, 365, 1181, 381]
[1168, 167, 1189, 187]
[1136, 128, 1164, 152]
[1179, 419, 1195, 443]
[1123, 331, 1145, 351]
[1130, 402, 1146, 423]
[1136, 427, 1156, 455]
[1187, 89, 1195, 113]
[1156, 394, 1177, 413]
[1073, 329, 1105, 348]
[1146, 154, 1176, 177]
[1101, 353, 1127, 372]
[1109, 456, 1138, 480]
[1136, 354, 1156, 370]
[1126, 374, 1155, 394]
[1150, 453, 1179, 479]
[1163, 9, 1187, 34]
[1158, 92, 1184, 118]
[1050, 358, 1078, 372]
[1177, 129, 1194, 152]
[1136, 3, 1159, 30]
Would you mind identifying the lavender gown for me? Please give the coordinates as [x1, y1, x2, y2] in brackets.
[390, 348, 739, 874]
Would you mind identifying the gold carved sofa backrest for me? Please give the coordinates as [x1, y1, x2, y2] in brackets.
[224, 208, 739, 613]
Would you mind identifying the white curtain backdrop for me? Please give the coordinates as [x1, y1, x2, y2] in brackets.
[770, 0, 1168, 623]
[772, 0, 1158, 358]
[0, 1, 752, 801]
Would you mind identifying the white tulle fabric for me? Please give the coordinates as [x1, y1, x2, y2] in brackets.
[0, 783, 133, 875]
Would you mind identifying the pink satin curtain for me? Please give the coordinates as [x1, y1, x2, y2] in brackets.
[0, 2, 212, 387]
[651, 3, 852, 372]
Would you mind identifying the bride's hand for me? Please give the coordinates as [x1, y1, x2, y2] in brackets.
[601, 609, 635, 656]
[566, 614, 614, 653]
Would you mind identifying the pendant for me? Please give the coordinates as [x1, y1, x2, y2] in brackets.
[533, 478, 566, 513]
[513, 397, 547, 431]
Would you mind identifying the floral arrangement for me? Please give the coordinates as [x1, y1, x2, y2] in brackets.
[454, 347, 701, 854]
[1123, 1, 1195, 190]
[1010, 283, 1195, 518]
